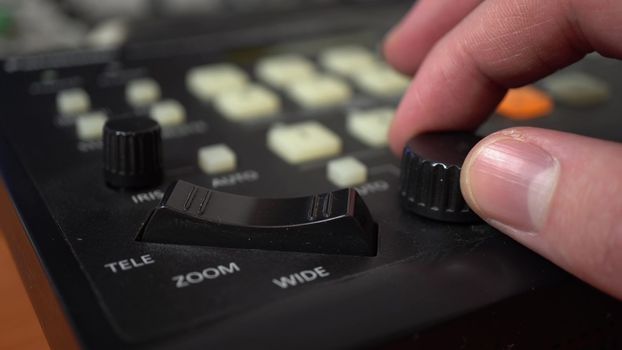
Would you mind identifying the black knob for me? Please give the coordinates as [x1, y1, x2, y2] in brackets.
[400, 132, 482, 223]
[103, 117, 163, 189]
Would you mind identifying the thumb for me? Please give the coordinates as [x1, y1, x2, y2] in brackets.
[461, 127, 622, 300]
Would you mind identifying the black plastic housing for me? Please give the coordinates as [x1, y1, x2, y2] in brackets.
[0, 1, 621, 349]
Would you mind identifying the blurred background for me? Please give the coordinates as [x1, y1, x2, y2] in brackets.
[0, 0, 342, 55]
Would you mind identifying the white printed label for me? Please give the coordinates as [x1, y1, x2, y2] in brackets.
[211, 170, 259, 188]
[131, 190, 164, 204]
[272, 266, 330, 289]
[355, 180, 390, 196]
[172, 262, 240, 288]
[161, 120, 207, 139]
[77, 140, 103, 153]
[104, 254, 155, 273]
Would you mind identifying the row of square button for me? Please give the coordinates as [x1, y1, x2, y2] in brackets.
[71, 106, 393, 148]
[58, 80, 187, 140]
[71, 108, 392, 155]
[186, 62, 403, 122]
[75, 102, 393, 172]
[68, 78, 393, 160]
[197, 143, 368, 187]
[57, 78, 163, 116]
[54, 45, 398, 185]
[196, 107, 393, 177]
[57, 45, 406, 140]
[185, 45, 410, 120]
[60, 79, 389, 183]
[72, 106, 392, 184]
[69, 100, 186, 141]
[267, 107, 394, 164]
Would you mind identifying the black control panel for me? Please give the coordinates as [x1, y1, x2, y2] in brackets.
[1, 2, 621, 349]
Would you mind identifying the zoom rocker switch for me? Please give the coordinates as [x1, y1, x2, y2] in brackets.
[139, 180, 378, 256]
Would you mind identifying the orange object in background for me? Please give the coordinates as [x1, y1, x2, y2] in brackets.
[496, 86, 554, 120]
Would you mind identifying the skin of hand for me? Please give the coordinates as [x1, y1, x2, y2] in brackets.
[384, 0, 622, 300]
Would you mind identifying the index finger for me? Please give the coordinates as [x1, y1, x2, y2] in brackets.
[388, 0, 622, 155]
[384, 0, 483, 75]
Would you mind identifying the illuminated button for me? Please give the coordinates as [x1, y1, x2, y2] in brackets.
[327, 157, 367, 187]
[267, 121, 342, 164]
[542, 72, 610, 107]
[76, 112, 107, 140]
[126, 78, 161, 108]
[198, 144, 237, 175]
[347, 107, 395, 147]
[256, 54, 317, 88]
[354, 64, 410, 97]
[57, 88, 91, 116]
[496, 86, 554, 120]
[149, 100, 186, 126]
[214, 84, 281, 121]
[287, 75, 352, 109]
[187, 64, 249, 101]
[319, 45, 377, 76]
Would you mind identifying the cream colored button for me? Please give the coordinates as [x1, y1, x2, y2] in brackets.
[126, 78, 161, 108]
[57, 88, 91, 116]
[85, 19, 129, 49]
[327, 156, 367, 187]
[256, 54, 317, 88]
[354, 64, 410, 97]
[267, 121, 342, 164]
[542, 71, 610, 107]
[347, 107, 395, 147]
[319, 45, 377, 76]
[214, 84, 281, 121]
[150, 100, 186, 126]
[187, 64, 249, 101]
[287, 75, 352, 109]
[198, 144, 237, 174]
[76, 112, 107, 140]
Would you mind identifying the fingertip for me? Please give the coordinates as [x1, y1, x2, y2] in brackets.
[388, 100, 417, 156]
[462, 130, 561, 233]
[383, 0, 486, 75]
[460, 131, 508, 214]
[382, 27, 419, 76]
[461, 128, 622, 300]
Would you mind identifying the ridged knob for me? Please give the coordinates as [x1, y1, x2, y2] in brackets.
[103, 117, 163, 189]
[400, 132, 482, 223]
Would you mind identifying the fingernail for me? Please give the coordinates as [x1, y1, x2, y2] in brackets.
[462, 138, 560, 233]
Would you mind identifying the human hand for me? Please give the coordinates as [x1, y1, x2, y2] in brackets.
[384, 0, 622, 299]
